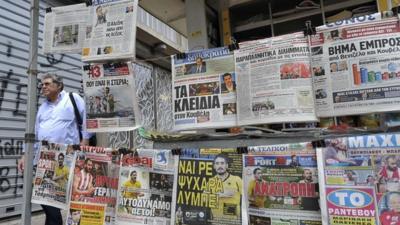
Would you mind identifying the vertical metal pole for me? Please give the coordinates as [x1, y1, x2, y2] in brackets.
[268, 1, 274, 36]
[21, 0, 39, 224]
[320, 0, 326, 24]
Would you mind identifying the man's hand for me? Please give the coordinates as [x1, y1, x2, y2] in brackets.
[18, 155, 25, 172]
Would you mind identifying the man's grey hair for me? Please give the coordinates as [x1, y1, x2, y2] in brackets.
[41, 74, 64, 91]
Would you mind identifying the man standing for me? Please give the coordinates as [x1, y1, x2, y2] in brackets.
[221, 73, 236, 93]
[210, 154, 242, 220]
[189, 57, 206, 74]
[72, 158, 95, 201]
[247, 168, 266, 208]
[52, 153, 69, 188]
[18, 74, 91, 225]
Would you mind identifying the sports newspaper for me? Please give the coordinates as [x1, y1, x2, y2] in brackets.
[171, 148, 244, 225]
[172, 47, 237, 130]
[245, 143, 321, 225]
[67, 146, 119, 225]
[317, 133, 400, 225]
[115, 149, 178, 225]
[32, 142, 75, 209]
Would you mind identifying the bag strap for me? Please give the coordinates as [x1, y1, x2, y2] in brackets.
[69, 92, 83, 141]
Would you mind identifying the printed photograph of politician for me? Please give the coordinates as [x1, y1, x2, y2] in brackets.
[220, 73, 236, 94]
[280, 62, 311, 80]
[185, 56, 207, 75]
[189, 82, 220, 96]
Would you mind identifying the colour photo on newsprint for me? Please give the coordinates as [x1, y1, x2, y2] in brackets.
[83, 62, 140, 132]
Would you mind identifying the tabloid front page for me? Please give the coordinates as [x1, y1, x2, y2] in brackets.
[171, 148, 244, 225]
[115, 149, 178, 225]
[235, 32, 317, 125]
[317, 133, 400, 225]
[82, 0, 138, 61]
[83, 62, 140, 132]
[67, 146, 119, 225]
[245, 143, 322, 225]
[172, 47, 237, 130]
[312, 17, 400, 117]
[43, 3, 88, 54]
[31, 143, 75, 209]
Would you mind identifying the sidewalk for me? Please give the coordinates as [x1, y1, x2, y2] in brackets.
[0, 210, 67, 225]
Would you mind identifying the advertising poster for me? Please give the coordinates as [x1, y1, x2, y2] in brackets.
[245, 143, 322, 225]
[67, 201, 106, 225]
[69, 146, 119, 225]
[317, 133, 400, 225]
[312, 17, 400, 117]
[43, 3, 88, 54]
[171, 148, 244, 225]
[82, 0, 138, 61]
[172, 47, 237, 130]
[83, 62, 140, 132]
[235, 32, 317, 125]
[31, 142, 74, 209]
[115, 149, 178, 225]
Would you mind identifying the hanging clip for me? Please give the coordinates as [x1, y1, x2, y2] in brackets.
[41, 140, 49, 146]
[46, 7, 52, 13]
[85, 0, 92, 6]
[311, 140, 326, 148]
[236, 146, 248, 154]
[176, 53, 187, 60]
[228, 37, 239, 52]
[303, 20, 316, 36]
[172, 148, 182, 155]
[72, 144, 81, 151]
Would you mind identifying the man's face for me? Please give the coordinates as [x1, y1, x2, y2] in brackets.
[196, 58, 203, 66]
[85, 160, 93, 172]
[224, 75, 233, 86]
[214, 157, 228, 175]
[389, 194, 400, 212]
[347, 171, 353, 179]
[292, 156, 297, 162]
[255, 170, 262, 181]
[388, 158, 398, 171]
[71, 210, 81, 222]
[130, 172, 137, 182]
[304, 170, 312, 181]
[41, 78, 60, 99]
[58, 155, 64, 166]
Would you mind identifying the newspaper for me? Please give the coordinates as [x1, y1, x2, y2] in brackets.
[312, 17, 400, 117]
[67, 201, 106, 225]
[82, 0, 138, 62]
[235, 32, 317, 125]
[43, 3, 88, 54]
[172, 47, 237, 130]
[115, 149, 178, 225]
[68, 146, 119, 225]
[245, 143, 322, 225]
[31, 142, 75, 209]
[317, 133, 400, 225]
[83, 61, 141, 132]
[171, 148, 244, 225]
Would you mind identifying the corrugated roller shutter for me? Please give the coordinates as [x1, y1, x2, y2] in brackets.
[0, 0, 83, 218]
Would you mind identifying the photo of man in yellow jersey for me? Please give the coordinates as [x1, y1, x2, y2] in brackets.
[52, 153, 69, 189]
[122, 170, 143, 199]
[211, 154, 242, 220]
[247, 168, 267, 208]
